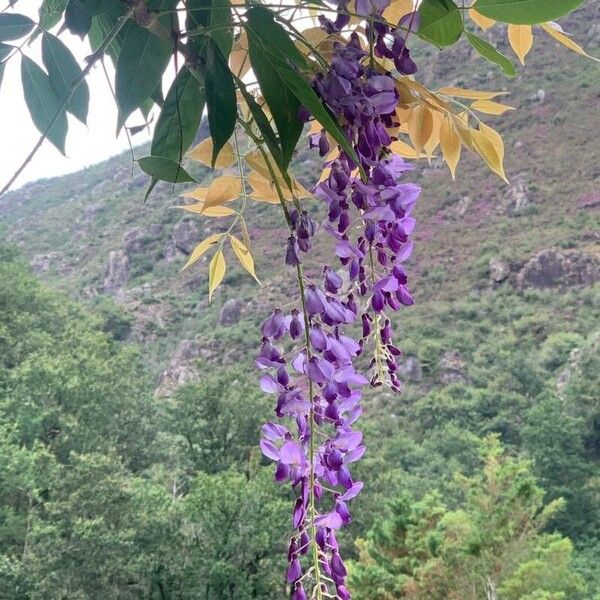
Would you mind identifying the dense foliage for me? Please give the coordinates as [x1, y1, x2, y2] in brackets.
[0, 234, 598, 598]
[0, 0, 598, 597]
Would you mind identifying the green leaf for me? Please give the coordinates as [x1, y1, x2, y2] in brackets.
[88, 4, 129, 65]
[21, 56, 68, 154]
[211, 0, 233, 59]
[0, 13, 34, 41]
[186, 0, 209, 55]
[39, 0, 69, 31]
[245, 6, 306, 69]
[0, 63, 5, 92]
[42, 32, 90, 124]
[64, 0, 92, 38]
[245, 21, 360, 173]
[473, 0, 585, 25]
[138, 156, 197, 183]
[0, 43, 11, 61]
[205, 39, 236, 168]
[466, 32, 517, 77]
[246, 30, 301, 170]
[139, 97, 154, 120]
[186, 0, 232, 58]
[418, 0, 463, 47]
[115, 23, 172, 132]
[237, 80, 283, 168]
[151, 66, 205, 162]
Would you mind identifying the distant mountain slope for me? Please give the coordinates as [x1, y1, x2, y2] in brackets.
[0, 6, 598, 387]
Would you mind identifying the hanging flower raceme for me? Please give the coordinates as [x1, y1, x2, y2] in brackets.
[258, 2, 421, 598]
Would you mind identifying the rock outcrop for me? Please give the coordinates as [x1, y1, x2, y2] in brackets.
[103, 250, 129, 295]
[489, 258, 510, 285]
[502, 173, 534, 215]
[156, 339, 205, 397]
[399, 356, 423, 383]
[439, 351, 467, 385]
[516, 249, 600, 290]
[218, 299, 243, 326]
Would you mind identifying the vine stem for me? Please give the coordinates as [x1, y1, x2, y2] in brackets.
[257, 146, 323, 600]
[0, 7, 135, 197]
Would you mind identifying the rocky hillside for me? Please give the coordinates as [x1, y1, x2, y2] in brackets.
[1, 6, 599, 398]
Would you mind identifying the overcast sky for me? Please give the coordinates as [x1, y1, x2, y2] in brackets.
[0, 5, 157, 192]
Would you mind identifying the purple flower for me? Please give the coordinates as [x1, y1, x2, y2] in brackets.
[258, 15, 421, 595]
[286, 236, 301, 266]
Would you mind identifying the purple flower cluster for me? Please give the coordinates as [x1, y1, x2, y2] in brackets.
[258, 292, 366, 598]
[258, 4, 421, 598]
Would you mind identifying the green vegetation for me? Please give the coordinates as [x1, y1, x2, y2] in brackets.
[0, 5, 598, 598]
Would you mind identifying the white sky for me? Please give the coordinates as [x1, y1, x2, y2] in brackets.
[0, 4, 158, 192]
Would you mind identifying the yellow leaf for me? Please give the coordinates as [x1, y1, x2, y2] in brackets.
[188, 138, 236, 169]
[407, 105, 433, 154]
[208, 249, 226, 302]
[247, 167, 311, 203]
[470, 100, 516, 115]
[296, 26, 330, 57]
[424, 109, 443, 155]
[318, 167, 331, 183]
[202, 206, 238, 217]
[245, 151, 273, 179]
[204, 175, 242, 208]
[248, 171, 282, 204]
[183, 233, 222, 270]
[450, 114, 475, 151]
[240, 217, 252, 251]
[469, 8, 496, 30]
[437, 86, 508, 100]
[507, 24, 533, 65]
[540, 22, 600, 62]
[389, 139, 427, 159]
[229, 234, 260, 283]
[401, 79, 452, 112]
[175, 203, 237, 217]
[230, 30, 250, 78]
[383, 0, 414, 24]
[180, 186, 209, 201]
[472, 122, 508, 183]
[439, 116, 461, 180]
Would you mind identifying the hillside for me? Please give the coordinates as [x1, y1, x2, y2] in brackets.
[1, 7, 599, 390]
[0, 4, 599, 598]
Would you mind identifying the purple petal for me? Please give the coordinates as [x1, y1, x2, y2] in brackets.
[341, 481, 364, 501]
[280, 441, 305, 466]
[315, 512, 343, 529]
[260, 374, 280, 394]
[260, 439, 280, 461]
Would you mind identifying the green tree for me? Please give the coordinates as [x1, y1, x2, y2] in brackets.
[348, 436, 586, 600]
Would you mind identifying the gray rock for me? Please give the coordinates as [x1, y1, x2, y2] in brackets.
[128, 173, 147, 189]
[517, 249, 600, 290]
[218, 299, 243, 326]
[103, 250, 129, 294]
[399, 356, 422, 383]
[455, 195, 471, 217]
[83, 203, 102, 221]
[31, 252, 61, 273]
[439, 351, 467, 385]
[155, 339, 205, 397]
[535, 88, 546, 103]
[489, 258, 510, 284]
[174, 220, 199, 254]
[149, 223, 164, 237]
[502, 173, 533, 215]
[123, 226, 144, 255]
